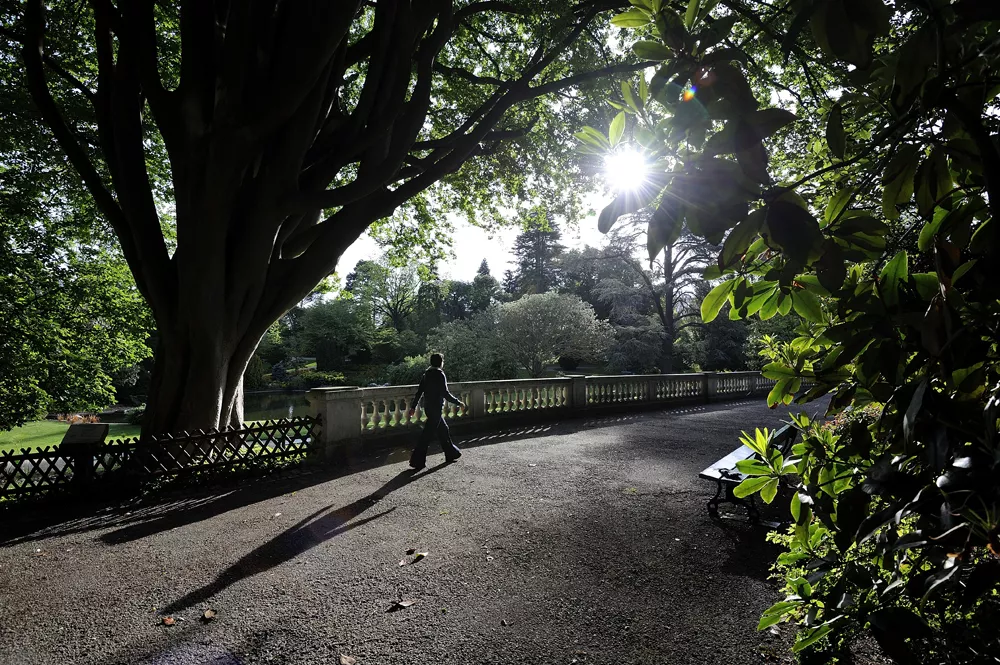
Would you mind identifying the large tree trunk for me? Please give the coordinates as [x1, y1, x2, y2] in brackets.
[141, 307, 258, 438]
[657, 245, 676, 374]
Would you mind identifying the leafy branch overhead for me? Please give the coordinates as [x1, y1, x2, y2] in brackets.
[597, 0, 1000, 661]
[1, 0, 654, 435]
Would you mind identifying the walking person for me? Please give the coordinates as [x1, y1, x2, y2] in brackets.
[407, 353, 465, 469]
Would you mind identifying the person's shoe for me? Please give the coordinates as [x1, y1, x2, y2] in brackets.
[445, 451, 462, 463]
[409, 461, 425, 470]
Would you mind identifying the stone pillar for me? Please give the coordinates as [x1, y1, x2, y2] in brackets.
[569, 376, 589, 411]
[306, 386, 363, 463]
[702, 372, 719, 403]
[469, 384, 486, 420]
[645, 375, 659, 403]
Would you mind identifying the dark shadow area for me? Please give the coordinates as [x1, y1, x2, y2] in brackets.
[713, 518, 787, 582]
[2, 399, 782, 547]
[159, 462, 449, 614]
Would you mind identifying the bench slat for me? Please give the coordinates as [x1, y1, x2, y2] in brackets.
[698, 423, 796, 482]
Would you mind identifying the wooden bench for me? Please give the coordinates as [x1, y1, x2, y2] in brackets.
[699, 423, 797, 524]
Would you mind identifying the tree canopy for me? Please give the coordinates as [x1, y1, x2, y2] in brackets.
[593, 0, 1000, 660]
[1, 0, 650, 435]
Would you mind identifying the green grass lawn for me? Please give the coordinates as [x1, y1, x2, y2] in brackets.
[0, 421, 143, 454]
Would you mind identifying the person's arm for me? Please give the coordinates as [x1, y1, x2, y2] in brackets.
[408, 375, 425, 415]
[441, 372, 464, 407]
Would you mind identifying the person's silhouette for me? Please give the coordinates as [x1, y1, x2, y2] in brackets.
[406, 352, 465, 469]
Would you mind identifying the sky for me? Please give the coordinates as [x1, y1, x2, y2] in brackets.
[336, 190, 615, 283]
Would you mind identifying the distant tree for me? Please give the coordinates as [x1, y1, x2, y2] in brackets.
[676, 282, 748, 372]
[501, 269, 519, 296]
[476, 259, 491, 277]
[426, 308, 519, 382]
[441, 280, 474, 321]
[595, 216, 718, 372]
[511, 212, 565, 294]
[292, 300, 374, 371]
[470, 271, 501, 314]
[345, 258, 420, 332]
[496, 293, 613, 377]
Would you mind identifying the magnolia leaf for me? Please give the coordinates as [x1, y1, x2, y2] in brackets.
[747, 108, 798, 140]
[879, 250, 907, 307]
[609, 111, 626, 147]
[611, 8, 652, 27]
[684, 0, 701, 29]
[764, 201, 823, 263]
[760, 478, 780, 504]
[632, 40, 672, 61]
[701, 279, 737, 322]
[720, 209, 765, 268]
[733, 475, 772, 498]
[791, 289, 824, 323]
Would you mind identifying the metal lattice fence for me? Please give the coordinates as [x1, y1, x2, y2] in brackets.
[1, 417, 321, 505]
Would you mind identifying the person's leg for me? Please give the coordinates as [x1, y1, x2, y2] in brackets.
[437, 416, 461, 461]
[410, 413, 438, 468]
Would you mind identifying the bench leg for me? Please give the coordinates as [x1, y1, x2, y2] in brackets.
[723, 484, 760, 524]
[707, 479, 724, 519]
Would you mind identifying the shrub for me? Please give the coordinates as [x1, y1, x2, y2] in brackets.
[384, 356, 428, 385]
[282, 371, 345, 390]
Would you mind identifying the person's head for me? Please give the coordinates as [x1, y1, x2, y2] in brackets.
[429, 352, 444, 369]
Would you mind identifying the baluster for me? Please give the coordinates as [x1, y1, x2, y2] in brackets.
[361, 400, 372, 431]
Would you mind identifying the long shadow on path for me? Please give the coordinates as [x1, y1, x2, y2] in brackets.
[158, 462, 448, 614]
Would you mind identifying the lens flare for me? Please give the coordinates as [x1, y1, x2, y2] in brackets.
[604, 147, 649, 193]
[682, 85, 697, 101]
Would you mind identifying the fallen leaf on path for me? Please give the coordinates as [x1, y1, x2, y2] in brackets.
[405, 548, 416, 555]
[202, 609, 217, 622]
[398, 558, 407, 567]
[439, 510, 449, 515]
[161, 617, 176, 626]
[387, 599, 416, 612]
[528, 464, 537, 467]
[340, 655, 357, 665]
[413, 552, 428, 562]
[273, 512, 282, 518]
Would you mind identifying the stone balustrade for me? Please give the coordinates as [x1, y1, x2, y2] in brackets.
[306, 371, 784, 462]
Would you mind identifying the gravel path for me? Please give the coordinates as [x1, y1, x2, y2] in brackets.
[1, 398, 836, 665]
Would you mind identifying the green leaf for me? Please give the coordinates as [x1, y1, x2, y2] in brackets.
[609, 111, 626, 147]
[882, 151, 920, 220]
[879, 250, 907, 307]
[791, 289, 823, 323]
[701, 279, 737, 323]
[632, 40, 673, 61]
[611, 8, 652, 27]
[735, 459, 772, 476]
[793, 624, 833, 652]
[747, 108, 798, 141]
[733, 475, 772, 498]
[823, 187, 854, 226]
[760, 477, 780, 504]
[911, 272, 940, 300]
[826, 103, 846, 159]
[684, 0, 701, 29]
[638, 75, 648, 107]
[764, 202, 823, 264]
[762, 362, 797, 380]
[720, 209, 765, 268]
[621, 80, 640, 113]
[952, 259, 976, 284]
[917, 208, 947, 251]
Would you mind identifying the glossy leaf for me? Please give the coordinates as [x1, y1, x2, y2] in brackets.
[826, 103, 846, 158]
[701, 279, 737, 322]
